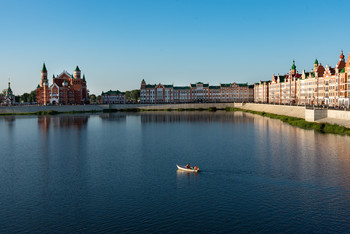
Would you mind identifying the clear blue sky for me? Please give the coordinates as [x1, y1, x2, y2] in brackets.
[1, 0, 349, 95]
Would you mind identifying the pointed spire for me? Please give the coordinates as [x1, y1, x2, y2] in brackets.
[75, 66, 80, 72]
[314, 58, 319, 65]
[83, 74, 86, 82]
[291, 60, 296, 70]
[52, 74, 55, 78]
[42, 63, 47, 72]
[340, 50, 345, 60]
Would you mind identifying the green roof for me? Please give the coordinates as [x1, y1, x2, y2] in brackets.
[37, 84, 40, 88]
[75, 66, 80, 72]
[220, 83, 231, 87]
[164, 85, 173, 88]
[145, 84, 156, 88]
[190, 82, 208, 87]
[291, 60, 296, 70]
[102, 90, 124, 95]
[83, 74, 86, 82]
[209, 86, 220, 89]
[314, 58, 318, 65]
[42, 63, 47, 72]
[238, 83, 248, 87]
[174, 86, 190, 90]
[340, 68, 345, 73]
[52, 74, 55, 78]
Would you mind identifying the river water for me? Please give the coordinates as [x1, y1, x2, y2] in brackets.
[0, 112, 349, 233]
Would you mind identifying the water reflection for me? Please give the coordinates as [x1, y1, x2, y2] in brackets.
[140, 111, 253, 124]
[38, 115, 89, 132]
[176, 169, 198, 183]
[99, 113, 127, 121]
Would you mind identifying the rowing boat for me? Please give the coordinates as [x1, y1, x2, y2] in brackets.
[176, 164, 200, 172]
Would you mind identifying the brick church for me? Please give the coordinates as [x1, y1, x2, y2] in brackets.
[37, 63, 88, 105]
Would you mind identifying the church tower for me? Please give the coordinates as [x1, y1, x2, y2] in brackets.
[141, 79, 146, 89]
[41, 63, 48, 87]
[74, 66, 81, 79]
[314, 58, 319, 72]
[291, 60, 296, 76]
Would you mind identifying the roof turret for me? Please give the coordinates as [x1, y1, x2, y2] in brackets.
[314, 58, 319, 65]
[42, 63, 47, 72]
[291, 60, 296, 70]
[75, 66, 80, 72]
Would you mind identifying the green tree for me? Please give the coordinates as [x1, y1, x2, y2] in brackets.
[125, 89, 140, 102]
[20, 93, 30, 103]
[90, 94, 96, 103]
[28, 90, 37, 103]
[131, 89, 140, 101]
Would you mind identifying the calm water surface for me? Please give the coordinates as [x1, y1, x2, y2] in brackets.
[0, 112, 350, 233]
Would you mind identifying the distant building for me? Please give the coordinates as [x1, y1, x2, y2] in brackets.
[37, 63, 88, 105]
[254, 51, 350, 106]
[140, 79, 253, 104]
[3, 82, 15, 105]
[101, 90, 126, 104]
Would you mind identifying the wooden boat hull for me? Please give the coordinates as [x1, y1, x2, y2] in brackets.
[176, 164, 200, 172]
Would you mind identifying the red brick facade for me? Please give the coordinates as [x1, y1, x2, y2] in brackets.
[37, 63, 88, 105]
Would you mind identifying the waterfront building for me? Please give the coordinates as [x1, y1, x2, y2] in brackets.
[254, 51, 350, 107]
[254, 80, 269, 103]
[2, 81, 15, 105]
[101, 90, 126, 104]
[37, 63, 88, 105]
[140, 79, 252, 104]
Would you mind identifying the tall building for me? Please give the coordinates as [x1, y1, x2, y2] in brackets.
[37, 63, 88, 105]
[254, 51, 350, 106]
[140, 79, 252, 103]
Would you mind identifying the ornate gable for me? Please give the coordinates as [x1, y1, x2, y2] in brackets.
[56, 71, 72, 79]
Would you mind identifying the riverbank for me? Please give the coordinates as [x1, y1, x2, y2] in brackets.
[225, 107, 350, 136]
[1, 103, 349, 135]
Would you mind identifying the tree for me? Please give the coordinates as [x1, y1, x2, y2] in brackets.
[28, 90, 37, 103]
[90, 94, 96, 103]
[125, 89, 140, 102]
[20, 93, 30, 103]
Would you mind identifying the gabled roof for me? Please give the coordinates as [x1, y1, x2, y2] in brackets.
[56, 70, 72, 79]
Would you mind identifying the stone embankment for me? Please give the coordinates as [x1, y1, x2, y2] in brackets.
[1, 103, 349, 128]
[0, 105, 109, 113]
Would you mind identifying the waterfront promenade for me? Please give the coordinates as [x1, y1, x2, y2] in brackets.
[1, 103, 349, 128]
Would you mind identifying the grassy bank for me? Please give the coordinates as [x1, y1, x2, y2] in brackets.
[226, 107, 350, 136]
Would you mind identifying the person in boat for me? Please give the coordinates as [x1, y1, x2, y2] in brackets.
[186, 163, 190, 168]
[194, 166, 198, 170]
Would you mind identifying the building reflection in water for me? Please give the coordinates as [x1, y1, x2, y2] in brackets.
[38, 115, 89, 132]
[99, 113, 127, 122]
[140, 111, 253, 124]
